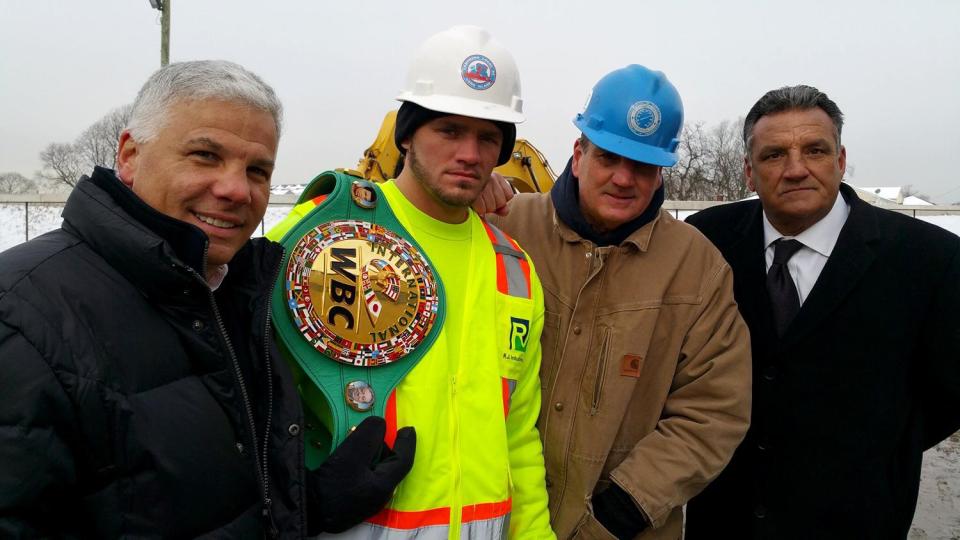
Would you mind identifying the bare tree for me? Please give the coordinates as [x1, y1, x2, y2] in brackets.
[76, 104, 133, 171]
[705, 118, 748, 201]
[38, 104, 133, 188]
[0, 172, 36, 194]
[663, 117, 750, 201]
[663, 123, 709, 200]
[39, 142, 85, 188]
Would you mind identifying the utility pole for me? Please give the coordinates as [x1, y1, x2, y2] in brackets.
[148, 0, 170, 67]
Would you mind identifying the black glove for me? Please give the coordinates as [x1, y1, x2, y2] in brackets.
[306, 416, 416, 534]
[592, 483, 649, 540]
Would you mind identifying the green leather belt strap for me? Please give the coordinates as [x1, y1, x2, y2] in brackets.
[271, 171, 445, 467]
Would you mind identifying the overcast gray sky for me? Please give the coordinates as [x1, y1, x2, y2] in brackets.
[2, 0, 959, 202]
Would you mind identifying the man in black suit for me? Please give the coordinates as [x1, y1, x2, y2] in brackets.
[685, 85, 960, 539]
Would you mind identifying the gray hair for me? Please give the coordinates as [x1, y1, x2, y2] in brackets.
[743, 85, 843, 152]
[126, 60, 283, 142]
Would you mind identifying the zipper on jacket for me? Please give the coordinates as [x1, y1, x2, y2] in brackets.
[589, 326, 611, 416]
[259, 256, 282, 538]
[182, 244, 277, 534]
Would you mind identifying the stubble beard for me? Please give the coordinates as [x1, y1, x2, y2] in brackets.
[408, 144, 486, 208]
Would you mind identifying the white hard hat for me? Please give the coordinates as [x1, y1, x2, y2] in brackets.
[396, 25, 524, 124]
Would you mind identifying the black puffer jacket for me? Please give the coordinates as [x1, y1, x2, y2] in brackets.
[0, 168, 306, 538]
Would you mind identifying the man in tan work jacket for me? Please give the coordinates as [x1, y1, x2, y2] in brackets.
[485, 65, 752, 539]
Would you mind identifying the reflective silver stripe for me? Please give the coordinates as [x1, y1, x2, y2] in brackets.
[313, 522, 449, 540]
[315, 514, 510, 539]
[461, 513, 510, 539]
[486, 223, 530, 299]
[492, 243, 525, 259]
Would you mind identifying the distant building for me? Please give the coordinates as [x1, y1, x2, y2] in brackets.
[849, 184, 934, 206]
[270, 184, 307, 196]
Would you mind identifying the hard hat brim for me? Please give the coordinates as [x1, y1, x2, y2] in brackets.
[575, 118, 678, 168]
[397, 93, 524, 124]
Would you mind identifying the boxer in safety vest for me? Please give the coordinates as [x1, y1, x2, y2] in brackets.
[268, 26, 554, 539]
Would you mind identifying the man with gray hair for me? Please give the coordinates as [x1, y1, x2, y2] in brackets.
[685, 85, 960, 539]
[0, 60, 414, 538]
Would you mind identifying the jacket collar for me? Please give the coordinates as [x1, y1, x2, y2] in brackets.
[549, 157, 663, 251]
[62, 167, 282, 296]
[782, 183, 880, 343]
[552, 203, 661, 252]
[727, 183, 882, 344]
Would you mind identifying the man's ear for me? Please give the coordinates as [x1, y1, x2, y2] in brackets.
[572, 138, 585, 178]
[744, 155, 756, 192]
[116, 131, 138, 187]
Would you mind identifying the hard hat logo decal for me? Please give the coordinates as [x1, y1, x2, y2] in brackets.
[627, 101, 661, 137]
[461, 54, 497, 90]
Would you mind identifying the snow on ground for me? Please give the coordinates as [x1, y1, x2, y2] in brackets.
[0, 203, 63, 251]
[0, 204, 27, 252]
[259, 204, 294, 237]
[918, 215, 960, 237]
[912, 432, 960, 539]
[0, 203, 296, 248]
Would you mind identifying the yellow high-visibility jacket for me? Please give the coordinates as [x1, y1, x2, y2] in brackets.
[269, 180, 555, 540]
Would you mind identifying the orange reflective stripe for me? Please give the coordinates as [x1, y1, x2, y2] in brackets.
[461, 499, 511, 523]
[501, 378, 510, 417]
[384, 389, 398, 449]
[310, 194, 328, 206]
[482, 221, 510, 294]
[503, 232, 533, 299]
[366, 499, 511, 530]
[367, 506, 450, 529]
[481, 220, 532, 299]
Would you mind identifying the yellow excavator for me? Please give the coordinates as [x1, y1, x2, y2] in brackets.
[342, 111, 558, 193]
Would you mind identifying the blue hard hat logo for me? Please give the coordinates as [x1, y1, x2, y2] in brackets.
[627, 101, 661, 137]
[461, 54, 497, 90]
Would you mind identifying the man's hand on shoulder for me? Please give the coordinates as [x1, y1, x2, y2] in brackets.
[473, 172, 514, 217]
[306, 416, 415, 534]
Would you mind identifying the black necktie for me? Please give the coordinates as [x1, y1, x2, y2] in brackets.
[766, 239, 804, 336]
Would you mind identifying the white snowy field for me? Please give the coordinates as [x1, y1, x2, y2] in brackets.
[912, 433, 960, 539]
[0, 202, 295, 251]
[4, 202, 959, 250]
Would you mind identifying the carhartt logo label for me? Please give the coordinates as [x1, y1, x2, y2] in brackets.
[509, 317, 530, 352]
[621, 355, 643, 377]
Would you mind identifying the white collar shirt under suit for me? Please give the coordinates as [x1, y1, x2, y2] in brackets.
[762, 192, 850, 306]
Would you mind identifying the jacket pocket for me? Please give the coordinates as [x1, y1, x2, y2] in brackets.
[589, 326, 612, 416]
[539, 310, 562, 389]
[571, 509, 617, 540]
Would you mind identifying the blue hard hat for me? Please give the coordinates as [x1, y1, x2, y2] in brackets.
[573, 64, 684, 167]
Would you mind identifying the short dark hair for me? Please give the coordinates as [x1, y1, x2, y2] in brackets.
[743, 85, 844, 152]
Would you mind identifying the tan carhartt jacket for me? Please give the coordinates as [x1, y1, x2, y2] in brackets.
[492, 193, 751, 539]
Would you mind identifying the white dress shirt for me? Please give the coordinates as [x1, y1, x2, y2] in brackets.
[762, 193, 850, 305]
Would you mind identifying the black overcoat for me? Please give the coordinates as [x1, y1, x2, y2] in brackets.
[685, 184, 960, 539]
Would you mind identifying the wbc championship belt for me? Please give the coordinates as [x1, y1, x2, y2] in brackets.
[271, 171, 445, 468]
